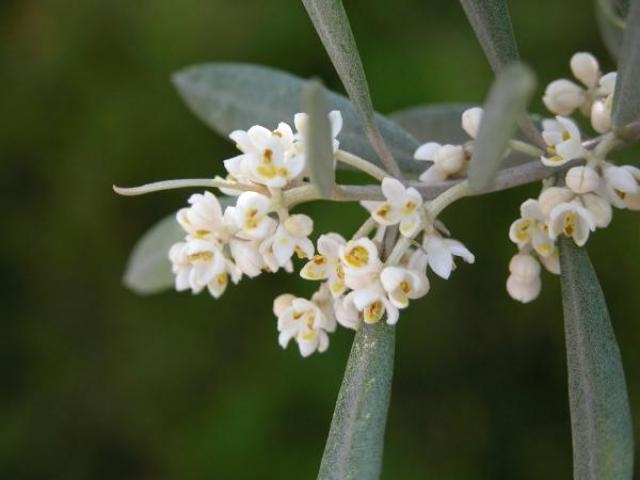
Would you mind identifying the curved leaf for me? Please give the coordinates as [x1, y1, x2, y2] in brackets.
[468, 63, 536, 191]
[172, 63, 420, 174]
[612, 0, 640, 127]
[303, 80, 336, 197]
[123, 214, 182, 295]
[459, 0, 519, 72]
[318, 322, 395, 480]
[559, 238, 634, 480]
[301, 0, 401, 177]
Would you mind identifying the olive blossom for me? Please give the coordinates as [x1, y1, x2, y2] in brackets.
[362, 177, 424, 237]
[540, 116, 586, 167]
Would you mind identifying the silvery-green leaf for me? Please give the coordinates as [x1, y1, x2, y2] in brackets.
[559, 238, 634, 480]
[468, 63, 536, 191]
[612, 0, 640, 127]
[303, 80, 336, 197]
[595, 0, 629, 59]
[301, 0, 402, 177]
[389, 103, 475, 146]
[318, 322, 395, 480]
[123, 214, 183, 295]
[172, 63, 420, 174]
[459, 0, 519, 72]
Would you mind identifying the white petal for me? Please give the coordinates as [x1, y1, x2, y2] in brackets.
[414, 142, 441, 161]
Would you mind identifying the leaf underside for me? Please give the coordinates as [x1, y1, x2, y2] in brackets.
[172, 63, 420, 173]
[559, 238, 634, 480]
[318, 322, 396, 480]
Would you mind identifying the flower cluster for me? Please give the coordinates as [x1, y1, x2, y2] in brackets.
[507, 52, 639, 303]
[276, 177, 474, 356]
[542, 52, 616, 134]
[119, 49, 637, 355]
[169, 112, 344, 299]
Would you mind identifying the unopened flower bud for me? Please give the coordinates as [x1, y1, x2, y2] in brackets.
[462, 107, 483, 139]
[538, 187, 575, 216]
[283, 214, 313, 237]
[590, 100, 611, 133]
[570, 52, 600, 88]
[506, 274, 541, 303]
[542, 79, 585, 115]
[508, 253, 541, 280]
[565, 166, 600, 194]
[435, 145, 465, 175]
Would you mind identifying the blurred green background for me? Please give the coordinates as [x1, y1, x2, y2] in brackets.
[1, 0, 638, 478]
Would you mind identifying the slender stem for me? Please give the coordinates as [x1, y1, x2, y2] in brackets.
[113, 178, 264, 196]
[509, 139, 543, 157]
[336, 150, 389, 181]
[426, 180, 473, 219]
[351, 217, 377, 240]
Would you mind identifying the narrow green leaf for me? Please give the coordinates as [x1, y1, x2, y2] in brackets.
[318, 322, 395, 480]
[301, 0, 402, 176]
[595, 0, 629, 60]
[302, 80, 336, 197]
[468, 63, 536, 191]
[123, 214, 182, 295]
[559, 238, 634, 480]
[172, 63, 420, 173]
[459, 0, 519, 72]
[612, 0, 640, 127]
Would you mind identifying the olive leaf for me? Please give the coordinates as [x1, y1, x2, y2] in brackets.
[559, 238, 634, 480]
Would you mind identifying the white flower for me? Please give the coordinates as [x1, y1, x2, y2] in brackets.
[542, 79, 586, 116]
[229, 238, 263, 278]
[565, 166, 600, 194]
[274, 295, 336, 357]
[422, 234, 475, 280]
[346, 284, 399, 325]
[414, 143, 467, 184]
[380, 265, 429, 309]
[300, 233, 347, 297]
[570, 52, 600, 88]
[226, 191, 276, 240]
[176, 191, 226, 240]
[581, 193, 612, 228]
[260, 214, 314, 271]
[602, 162, 640, 209]
[226, 123, 303, 188]
[169, 238, 240, 298]
[549, 201, 596, 246]
[541, 116, 586, 167]
[462, 107, 483, 139]
[508, 199, 554, 256]
[339, 237, 383, 286]
[361, 177, 424, 237]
